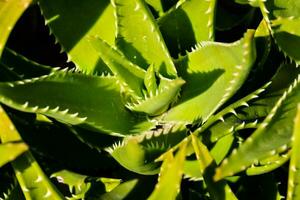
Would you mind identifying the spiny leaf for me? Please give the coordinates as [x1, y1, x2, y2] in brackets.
[144, 64, 157, 97]
[145, 0, 165, 14]
[0, 142, 28, 168]
[100, 179, 139, 200]
[113, 0, 177, 78]
[0, 106, 64, 199]
[198, 80, 273, 143]
[0, 71, 152, 136]
[214, 73, 300, 181]
[158, 0, 217, 56]
[246, 150, 290, 176]
[191, 134, 237, 200]
[0, 0, 31, 57]
[37, 0, 115, 74]
[148, 139, 187, 200]
[108, 139, 161, 175]
[287, 104, 300, 200]
[0, 48, 53, 79]
[272, 17, 300, 65]
[51, 170, 121, 199]
[126, 78, 185, 116]
[164, 30, 256, 124]
[90, 36, 145, 97]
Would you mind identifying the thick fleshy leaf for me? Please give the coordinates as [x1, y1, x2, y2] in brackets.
[0, 142, 28, 168]
[126, 78, 185, 116]
[51, 170, 121, 199]
[0, 0, 31, 57]
[272, 18, 300, 65]
[1, 48, 53, 79]
[214, 73, 300, 181]
[287, 105, 300, 200]
[37, 0, 115, 74]
[90, 36, 145, 97]
[163, 30, 256, 124]
[158, 0, 217, 56]
[108, 123, 186, 175]
[113, 0, 177, 78]
[0, 71, 151, 136]
[108, 139, 161, 175]
[0, 106, 64, 199]
[147, 140, 187, 200]
[191, 134, 237, 200]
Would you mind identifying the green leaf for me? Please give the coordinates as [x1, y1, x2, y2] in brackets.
[113, 0, 177, 78]
[0, 106, 64, 200]
[0, 71, 152, 136]
[191, 134, 237, 200]
[144, 64, 158, 97]
[0, 142, 28, 168]
[287, 104, 300, 200]
[246, 151, 290, 176]
[158, 0, 217, 56]
[126, 78, 185, 116]
[164, 30, 256, 124]
[90, 36, 145, 97]
[272, 18, 300, 65]
[148, 139, 187, 200]
[37, 0, 115, 74]
[108, 122, 186, 175]
[214, 73, 300, 181]
[1, 48, 53, 79]
[0, 0, 32, 57]
[51, 170, 121, 199]
[99, 179, 138, 200]
[108, 139, 161, 175]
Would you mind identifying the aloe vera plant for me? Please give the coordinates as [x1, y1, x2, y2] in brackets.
[0, 0, 300, 199]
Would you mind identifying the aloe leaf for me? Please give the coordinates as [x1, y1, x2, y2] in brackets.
[164, 30, 256, 124]
[158, 0, 217, 56]
[144, 64, 157, 97]
[90, 36, 145, 97]
[108, 122, 186, 175]
[0, 0, 31, 57]
[191, 134, 237, 200]
[126, 78, 185, 116]
[37, 0, 115, 74]
[107, 139, 161, 175]
[100, 179, 139, 200]
[0, 71, 151, 136]
[145, 0, 164, 14]
[51, 170, 121, 199]
[1, 48, 53, 79]
[272, 18, 300, 65]
[246, 151, 290, 176]
[0, 142, 28, 168]
[0, 106, 64, 199]
[214, 73, 300, 181]
[113, 0, 177, 78]
[148, 139, 187, 200]
[287, 104, 300, 200]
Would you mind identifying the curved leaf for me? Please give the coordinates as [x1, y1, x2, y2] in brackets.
[113, 0, 177, 78]
[287, 104, 300, 200]
[148, 139, 187, 200]
[0, 142, 28, 168]
[164, 30, 256, 124]
[0, 71, 152, 136]
[214, 73, 300, 181]
[0, 106, 64, 199]
[0, 0, 32, 57]
[158, 0, 217, 56]
[37, 0, 115, 73]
